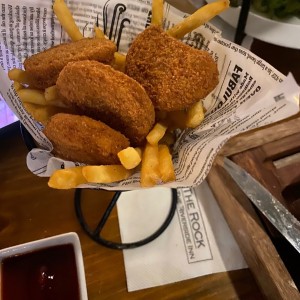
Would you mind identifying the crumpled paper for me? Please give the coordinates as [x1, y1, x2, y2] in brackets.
[0, 0, 298, 191]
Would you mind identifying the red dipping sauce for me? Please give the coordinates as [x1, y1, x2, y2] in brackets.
[1, 243, 80, 300]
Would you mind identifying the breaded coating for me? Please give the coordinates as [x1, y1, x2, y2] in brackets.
[126, 25, 219, 111]
[56, 60, 155, 146]
[24, 38, 116, 89]
[44, 113, 129, 165]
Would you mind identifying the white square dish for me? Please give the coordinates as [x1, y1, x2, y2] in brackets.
[0, 232, 88, 300]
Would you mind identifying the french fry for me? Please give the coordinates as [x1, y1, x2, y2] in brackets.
[167, 0, 230, 39]
[118, 147, 142, 170]
[17, 89, 47, 106]
[82, 165, 132, 183]
[44, 85, 68, 107]
[113, 52, 126, 72]
[8, 68, 35, 86]
[135, 147, 143, 158]
[94, 25, 105, 39]
[141, 143, 160, 187]
[151, 0, 164, 27]
[158, 144, 176, 183]
[53, 0, 83, 41]
[44, 85, 59, 102]
[48, 167, 87, 189]
[13, 81, 23, 91]
[23, 103, 67, 126]
[16, 87, 66, 109]
[185, 101, 205, 128]
[146, 122, 168, 145]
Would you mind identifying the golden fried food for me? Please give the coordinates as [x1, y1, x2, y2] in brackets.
[43, 113, 129, 165]
[126, 25, 219, 111]
[24, 38, 116, 89]
[22, 103, 72, 127]
[48, 167, 87, 189]
[53, 0, 83, 41]
[56, 60, 155, 146]
[117, 147, 142, 169]
[167, 0, 230, 39]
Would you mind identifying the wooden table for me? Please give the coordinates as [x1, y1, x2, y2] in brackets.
[1, 2, 299, 298]
[207, 112, 300, 300]
[0, 124, 263, 299]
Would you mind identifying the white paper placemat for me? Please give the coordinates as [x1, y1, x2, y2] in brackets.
[117, 181, 247, 291]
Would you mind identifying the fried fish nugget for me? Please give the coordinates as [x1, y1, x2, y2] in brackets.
[24, 38, 116, 89]
[56, 60, 155, 146]
[126, 25, 219, 111]
[43, 113, 129, 165]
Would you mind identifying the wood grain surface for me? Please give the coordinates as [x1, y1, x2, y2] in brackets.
[207, 113, 300, 299]
[207, 158, 299, 300]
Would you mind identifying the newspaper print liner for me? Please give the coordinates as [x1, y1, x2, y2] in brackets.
[0, 0, 299, 190]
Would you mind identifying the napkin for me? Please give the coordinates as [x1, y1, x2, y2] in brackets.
[117, 182, 247, 291]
